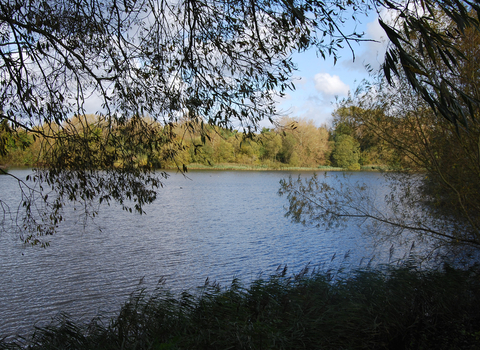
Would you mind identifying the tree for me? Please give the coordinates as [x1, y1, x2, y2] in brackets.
[362, 5, 480, 244]
[331, 105, 399, 167]
[280, 4, 480, 256]
[332, 134, 360, 170]
[378, 0, 480, 129]
[285, 117, 330, 167]
[272, 117, 331, 167]
[0, 0, 372, 244]
[260, 130, 282, 163]
[5, 0, 477, 247]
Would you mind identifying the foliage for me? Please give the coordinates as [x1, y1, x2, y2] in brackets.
[3, 0, 479, 245]
[2, 264, 480, 349]
[280, 3, 480, 256]
[378, 0, 480, 129]
[0, 0, 372, 242]
[278, 117, 331, 167]
[331, 105, 398, 167]
[2, 115, 335, 169]
[332, 134, 360, 170]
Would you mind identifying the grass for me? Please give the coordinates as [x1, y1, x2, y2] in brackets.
[168, 163, 393, 172]
[2, 263, 480, 350]
[169, 163, 345, 171]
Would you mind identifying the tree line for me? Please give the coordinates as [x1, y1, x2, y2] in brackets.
[2, 0, 480, 252]
[1, 111, 408, 171]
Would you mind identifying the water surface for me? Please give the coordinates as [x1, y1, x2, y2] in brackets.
[0, 169, 415, 339]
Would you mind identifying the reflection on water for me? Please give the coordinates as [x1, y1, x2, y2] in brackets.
[0, 169, 423, 339]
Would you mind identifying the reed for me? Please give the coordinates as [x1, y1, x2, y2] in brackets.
[2, 264, 480, 349]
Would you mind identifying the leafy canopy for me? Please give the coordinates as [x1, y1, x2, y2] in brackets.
[0, 0, 370, 243]
[3, 0, 479, 245]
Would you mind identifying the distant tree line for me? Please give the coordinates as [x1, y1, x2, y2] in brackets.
[0, 112, 404, 170]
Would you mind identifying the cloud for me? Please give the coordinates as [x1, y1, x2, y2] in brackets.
[281, 97, 336, 127]
[314, 73, 350, 97]
[362, 17, 389, 67]
[341, 13, 391, 72]
[276, 86, 339, 127]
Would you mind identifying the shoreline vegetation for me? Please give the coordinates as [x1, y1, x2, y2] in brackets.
[1, 163, 391, 173]
[167, 163, 390, 172]
[0, 116, 395, 173]
[2, 263, 480, 349]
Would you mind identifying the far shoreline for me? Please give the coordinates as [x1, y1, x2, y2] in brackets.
[165, 163, 390, 172]
[1, 163, 392, 173]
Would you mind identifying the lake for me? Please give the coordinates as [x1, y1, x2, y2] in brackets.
[0, 169, 423, 339]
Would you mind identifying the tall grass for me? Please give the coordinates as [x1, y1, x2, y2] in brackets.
[2, 264, 480, 349]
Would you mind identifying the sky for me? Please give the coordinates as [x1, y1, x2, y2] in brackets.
[80, 8, 390, 130]
[274, 10, 390, 128]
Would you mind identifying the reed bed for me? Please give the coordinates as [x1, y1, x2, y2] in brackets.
[2, 264, 480, 349]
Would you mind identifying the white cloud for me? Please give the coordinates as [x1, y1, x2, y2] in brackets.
[314, 73, 350, 97]
[280, 97, 336, 127]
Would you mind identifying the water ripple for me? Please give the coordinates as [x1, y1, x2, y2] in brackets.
[0, 170, 422, 339]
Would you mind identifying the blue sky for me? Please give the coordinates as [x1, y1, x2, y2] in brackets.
[275, 10, 389, 127]
[80, 8, 390, 130]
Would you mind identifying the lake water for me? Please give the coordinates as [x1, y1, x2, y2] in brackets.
[0, 169, 422, 339]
